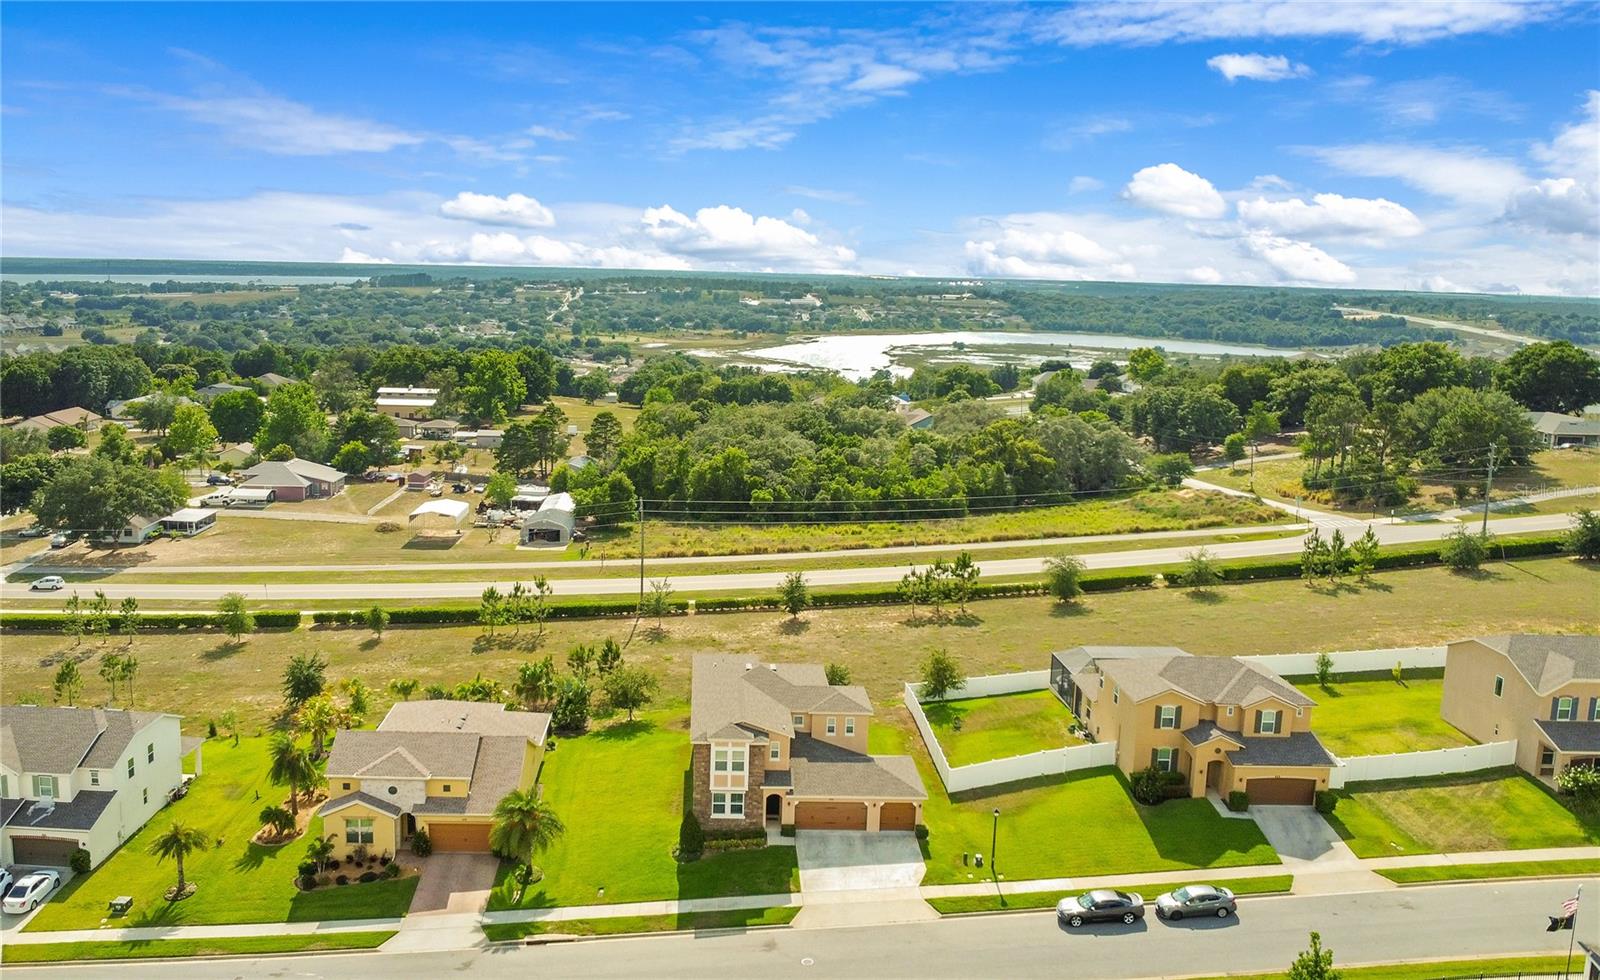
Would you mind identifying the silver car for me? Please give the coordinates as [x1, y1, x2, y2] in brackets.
[1154, 884, 1237, 920]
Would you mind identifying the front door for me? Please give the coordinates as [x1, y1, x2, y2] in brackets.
[765, 793, 782, 819]
[1206, 760, 1223, 791]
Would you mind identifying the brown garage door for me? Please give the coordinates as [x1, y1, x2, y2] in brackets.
[1247, 777, 1316, 805]
[879, 802, 916, 831]
[794, 801, 867, 831]
[428, 822, 493, 852]
[11, 835, 80, 867]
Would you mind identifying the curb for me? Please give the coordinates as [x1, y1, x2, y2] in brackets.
[489, 921, 798, 945]
[1382, 870, 1598, 888]
[929, 887, 1294, 918]
[0, 940, 391, 968]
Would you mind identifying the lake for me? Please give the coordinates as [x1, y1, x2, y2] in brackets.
[731, 331, 1303, 380]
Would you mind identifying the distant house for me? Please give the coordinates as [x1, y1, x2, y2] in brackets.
[217, 442, 256, 468]
[565, 454, 594, 471]
[375, 396, 437, 421]
[453, 429, 503, 449]
[1441, 634, 1600, 782]
[319, 700, 550, 860]
[520, 491, 575, 546]
[1525, 411, 1600, 448]
[417, 419, 461, 439]
[255, 372, 293, 389]
[101, 515, 163, 546]
[376, 386, 440, 398]
[405, 471, 438, 492]
[106, 393, 197, 420]
[161, 508, 217, 537]
[10, 407, 104, 434]
[0, 705, 186, 869]
[238, 457, 346, 500]
[195, 382, 250, 404]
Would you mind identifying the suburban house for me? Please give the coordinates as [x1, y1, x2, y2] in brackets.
[1525, 411, 1600, 448]
[238, 457, 346, 500]
[319, 701, 550, 859]
[377, 386, 440, 398]
[10, 407, 104, 434]
[160, 508, 217, 537]
[217, 442, 256, 467]
[453, 429, 504, 449]
[255, 372, 293, 389]
[520, 491, 575, 546]
[375, 395, 438, 421]
[689, 654, 927, 832]
[0, 706, 185, 869]
[100, 514, 163, 545]
[1050, 646, 1336, 804]
[1441, 634, 1600, 781]
[405, 470, 439, 492]
[106, 393, 197, 420]
[196, 382, 251, 403]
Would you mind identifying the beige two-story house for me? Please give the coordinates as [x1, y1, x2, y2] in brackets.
[1441, 634, 1600, 781]
[319, 700, 549, 860]
[1050, 646, 1336, 805]
[0, 706, 185, 868]
[689, 655, 926, 832]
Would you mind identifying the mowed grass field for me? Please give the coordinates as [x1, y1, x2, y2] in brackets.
[1288, 672, 1471, 757]
[3, 558, 1594, 733]
[925, 690, 1082, 766]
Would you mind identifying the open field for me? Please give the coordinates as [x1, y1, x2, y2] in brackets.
[1330, 769, 1599, 858]
[1377, 857, 1600, 883]
[924, 690, 1082, 766]
[925, 874, 1294, 914]
[1288, 672, 1471, 757]
[26, 738, 419, 931]
[484, 710, 798, 909]
[3, 557, 1593, 733]
[1, 931, 396, 964]
[482, 906, 798, 942]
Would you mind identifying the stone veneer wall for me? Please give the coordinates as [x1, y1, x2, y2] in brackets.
[690, 742, 768, 831]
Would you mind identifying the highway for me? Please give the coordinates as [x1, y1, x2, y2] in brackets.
[5, 879, 1589, 979]
[0, 514, 1572, 603]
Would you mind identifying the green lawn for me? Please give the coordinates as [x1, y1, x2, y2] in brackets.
[482, 906, 798, 941]
[924, 690, 1082, 766]
[1329, 769, 1600, 858]
[485, 711, 798, 910]
[1199, 956, 1569, 980]
[26, 738, 418, 932]
[1289, 672, 1471, 757]
[927, 874, 1293, 914]
[1378, 858, 1600, 884]
[1, 931, 395, 964]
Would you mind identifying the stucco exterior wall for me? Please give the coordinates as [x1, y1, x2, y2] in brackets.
[327, 803, 400, 860]
[808, 712, 868, 753]
[1442, 638, 1600, 775]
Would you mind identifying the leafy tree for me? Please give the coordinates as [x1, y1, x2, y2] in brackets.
[461, 350, 528, 424]
[1498, 341, 1600, 414]
[1044, 553, 1086, 603]
[47, 424, 86, 451]
[219, 708, 240, 745]
[514, 657, 558, 710]
[98, 651, 122, 704]
[602, 666, 659, 721]
[778, 570, 810, 619]
[948, 551, 980, 613]
[585, 411, 624, 464]
[1350, 527, 1381, 581]
[825, 662, 852, 685]
[596, 639, 623, 675]
[331, 409, 400, 470]
[478, 585, 504, 635]
[217, 592, 255, 641]
[267, 733, 316, 816]
[53, 660, 83, 706]
[119, 654, 140, 707]
[148, 822, 211, 899]
[1182, 548, 1222, 590]
[919, 648, 967, 701]
[388, 678, 419, 702]
[1287, 931, 1339, 980]
[255, 382, 329, 461]
[1325, 528, 1349, 582]
[63, 593, 84, 646]
[1300, 529, 1326, 584]
[282, 652, 328, 707]
[92, 423, 140, 465]
[566, 643, 596, 680]
[88, 589, 112, 644]
[165, 403, 218, 461]
[485, 472, 517, 508]
[342, 678, 372, 719]
[1126, 347, 1167, 382]
[1440, 526, 1490, 572]
[31, 457, 188, 534]
[130, 393, 182, 436]
[1564, 509, 1600, 561]
[0, 453, 61, 514]
[642, 578, 674, 629]
[551, 675, 591, 733]
[1315, 653, 1335, 691]
[1223, 432, 1246, 465]
[330, 440, 372, 474]
[365, 605, 389, 638]
[119, 595, 141, 645]
[1147, 453, 1194, 486]
[209, 389, 265, 443]
[898, 567, 926, 620]
[576, 369, 611, 404]
[489, 789, 565, 901]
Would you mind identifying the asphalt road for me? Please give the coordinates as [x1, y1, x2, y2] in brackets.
[0, 514, 1571, 603]
[5, 880, 1589, 979]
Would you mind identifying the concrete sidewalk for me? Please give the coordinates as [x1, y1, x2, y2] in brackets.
[0, 915, 403, 946]
[478, 890, 800, 927]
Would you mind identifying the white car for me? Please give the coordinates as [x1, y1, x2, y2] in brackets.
[0, 869, 12, 900]
[3, 870, 61, 914]
[30, 576, 66, 591]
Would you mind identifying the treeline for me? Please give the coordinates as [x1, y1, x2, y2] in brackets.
[1344, 292, 1600, 345]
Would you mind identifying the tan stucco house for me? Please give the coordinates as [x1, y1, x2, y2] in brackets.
[689, 654, 926, 833]
[0, 706, 185, 869]
[1441, 634, 1600, 781]
[319, 700, 550, 859]
[1050, 646, 1336, 804]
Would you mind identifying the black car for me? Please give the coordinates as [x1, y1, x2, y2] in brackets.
[1056, 889, 1145, 927]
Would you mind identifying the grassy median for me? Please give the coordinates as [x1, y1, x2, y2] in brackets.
[1, 931, 395, 964]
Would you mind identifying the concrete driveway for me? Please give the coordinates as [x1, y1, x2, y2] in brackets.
[1248, 805, 1387, 895]
[406, 853, 500, 915]
[796, 831, 925, 892]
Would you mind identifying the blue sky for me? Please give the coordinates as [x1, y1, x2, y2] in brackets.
[3, 2, 1597, 294]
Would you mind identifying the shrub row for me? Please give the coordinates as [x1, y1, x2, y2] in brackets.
[2, 610, 301, 633]
[1164, 535, 1563, 586]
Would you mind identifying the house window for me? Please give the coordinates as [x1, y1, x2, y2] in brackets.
[793, 714, 805, 728]
[711, 792, 746, 818]
[1493, 675, 1504, 698]
[1112, 686, 1120, 704]
[345, 818, 375, 844]
[845, 718, 855, 736]
[147, 743, 155, 764]
[1153, 748, 1176, 773]
[713, 746, 745, 773]
[1259, 711, 1280, 734]
[387, 785, 399, 795]
[442, 784, 452, 793]
[342, 782, 351, 791]
[1226, 706, 1234, 717]
[826, 717, 837, 736]
[90, 770, 100, 787]
[32, 775, 57, 799]
[770, 743, 781, 762]
[1556, 697, 1578, 722]
[0, 775, 7, 797]
[1157, 706, 1178, 729]
[127, 757, 136, 778]
[1592, 700, 1600, 722]
[143, 788, 149, 805]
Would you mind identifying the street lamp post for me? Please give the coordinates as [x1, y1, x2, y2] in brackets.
[991, 808, 1000, 875]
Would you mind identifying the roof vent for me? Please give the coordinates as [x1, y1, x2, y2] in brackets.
[744, 662, 753, 671]
[769, 664, 778, 671]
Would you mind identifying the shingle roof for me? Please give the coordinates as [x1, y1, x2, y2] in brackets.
[380, 701, 549, 745]
[325, 731, 481, 780]
[239, 460, 310, 489]
[0, 706, 166, 775]
[461, 736, 530, 815]
[0, 790, 116, 830]
[319, 791, 403, 818]
[1526, 411, 1600, 437]
[1473, 635, 1600, 695]
[284, 457, 345, 483]
[1051, 646, 1191, 675]
[1182, 721, 1244, 748]
[1229, 732, 1336, 768]
[1093, 653, 1314, 708]
[787, 737, 926, 800]
[690, 654, 873, 742]
[1535, 720, 1600, 754]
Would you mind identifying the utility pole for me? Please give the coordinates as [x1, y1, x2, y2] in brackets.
[1481, 444, 1496, 536]
[637, 496, 646, 612]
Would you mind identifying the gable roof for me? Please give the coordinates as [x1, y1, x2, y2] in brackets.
[380, 700, 549, 744]
[319, 791, 404, 818]
[0, 706, 169, 776]
[256, 372, 293, 387]
[1470, 634, 1600, 695]
[1052, 646, 1190, 675]
[284, 457, 345, 482]
[325, 730, 481, 779]
[1525, 411, 1600, 437]
[1057, 647, 1313, 708]
[238, 460, 310, 488]
[788, 737, 926, 800]
[690, 654, 873, 742]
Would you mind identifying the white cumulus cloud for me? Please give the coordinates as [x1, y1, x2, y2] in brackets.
[1237, 193, 1424, 239]
[439, 192, 556, 228]
[1206, 53, 1311, 82]
[640, 204, 856, 268]
[1243, 231, 1357, 283]
[1504, 178, 1598, 236]
[1124, 163, 1227, 218]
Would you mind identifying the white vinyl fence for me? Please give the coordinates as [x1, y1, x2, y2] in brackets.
[904, 676, 1117, 794]
[1239, 646, 1446, 677]
[1328, 740, 1517, 789]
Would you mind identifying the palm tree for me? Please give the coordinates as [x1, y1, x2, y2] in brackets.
[148, 821, 210, 899]
[306, 833, 336, 871]
[293, 693, 349, 760]
[513, 658, 557, 710]
[219, 708, 239, 746]
[268, 733, 315, 816]
[388, 678, 419, 701]
[490, 789, 564, 900]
